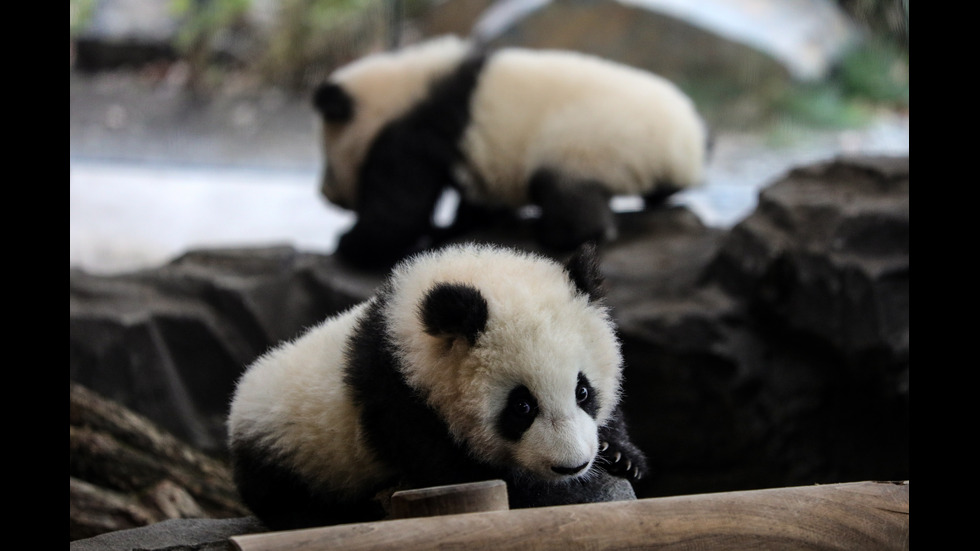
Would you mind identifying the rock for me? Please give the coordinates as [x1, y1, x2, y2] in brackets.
[70, 246, 382, 453]
[613, 155, 908, 498]
[709, 155, 909, 364]
[70, 516, 266, 551]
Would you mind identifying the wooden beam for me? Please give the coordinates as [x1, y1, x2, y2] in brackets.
[231, 480, 909, 551]
[389, 479, 509, 519]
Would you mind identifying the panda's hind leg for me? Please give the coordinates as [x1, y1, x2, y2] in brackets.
[230, 438, 385, 530]
[641, 183, 681, 209]
[529, 170, 615, 252]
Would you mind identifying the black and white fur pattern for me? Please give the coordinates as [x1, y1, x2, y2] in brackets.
[313, 36, 708, 267]
[227, 243, 647, 530]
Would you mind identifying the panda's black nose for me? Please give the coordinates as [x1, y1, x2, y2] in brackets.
[551, 462, 589, 476]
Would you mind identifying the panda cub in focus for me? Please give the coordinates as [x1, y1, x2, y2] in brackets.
[227, 243, 647, 530]
[313, 35, 708, 267]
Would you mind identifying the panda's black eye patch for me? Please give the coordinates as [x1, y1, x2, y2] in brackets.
[576, 373, 599, 418]
[497, 385, 538, 441]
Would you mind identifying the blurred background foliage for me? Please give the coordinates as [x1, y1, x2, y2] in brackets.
[166, 0, 432, 89]
[70, 0, 908, 132]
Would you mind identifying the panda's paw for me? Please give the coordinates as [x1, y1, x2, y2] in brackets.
[598, 439, 648, 481]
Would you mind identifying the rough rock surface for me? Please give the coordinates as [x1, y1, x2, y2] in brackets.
[70, 249, 381, 453]
[69, 155, 908, 546]
[611, 155, 909, 498]
[70, 517, 266, 551]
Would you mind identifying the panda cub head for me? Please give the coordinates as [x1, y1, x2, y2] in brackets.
[312, 35, 470, 210]
[382, 242, 622, 480]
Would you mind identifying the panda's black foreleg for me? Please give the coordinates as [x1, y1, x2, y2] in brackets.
[337, 178, 442, 269]
[597, 407, 648, 481]
[337, 135, 450, 269]
[529, 170, 616, 252]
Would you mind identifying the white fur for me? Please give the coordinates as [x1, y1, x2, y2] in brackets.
[318, 36, 706, 209]
[227, 302, 392, 498]
[461, 47, 706, 205]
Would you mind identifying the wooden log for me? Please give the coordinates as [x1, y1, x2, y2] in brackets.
[70, 382, 249, 540]
[230, 480, 908, 551]
[389, 479, 509, 519]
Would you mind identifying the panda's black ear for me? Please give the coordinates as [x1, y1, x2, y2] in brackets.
[312, 82, 354, 123]
[420, 283, 488, 347]
[565, 242, 605, 302]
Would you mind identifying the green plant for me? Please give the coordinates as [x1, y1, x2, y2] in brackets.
[171, 0, 252, 56]
[768, 35, 908, 132]
[259, 0, 387, 87]
[70, 0, 98, 37]
[169, 0, 252, 89]
[836, 37, 909, 106]
[167, 0, 414, 89]
[258, 0, 437, 88]
[775, 82, 872, 129]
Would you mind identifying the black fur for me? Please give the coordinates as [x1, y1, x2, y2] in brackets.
[345, 292, 498, 487]
[598, 408, 649, 481]
[420, 282, 488, 346]
[564, 242, 605, 303]
[335, 54, 489, 268]
[229, 437, 384, 530]
[529, 170, 615, 252]
[497, 385, 539, 441]
[576, 373, 600, 419]
[312, 82, 354, 123]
